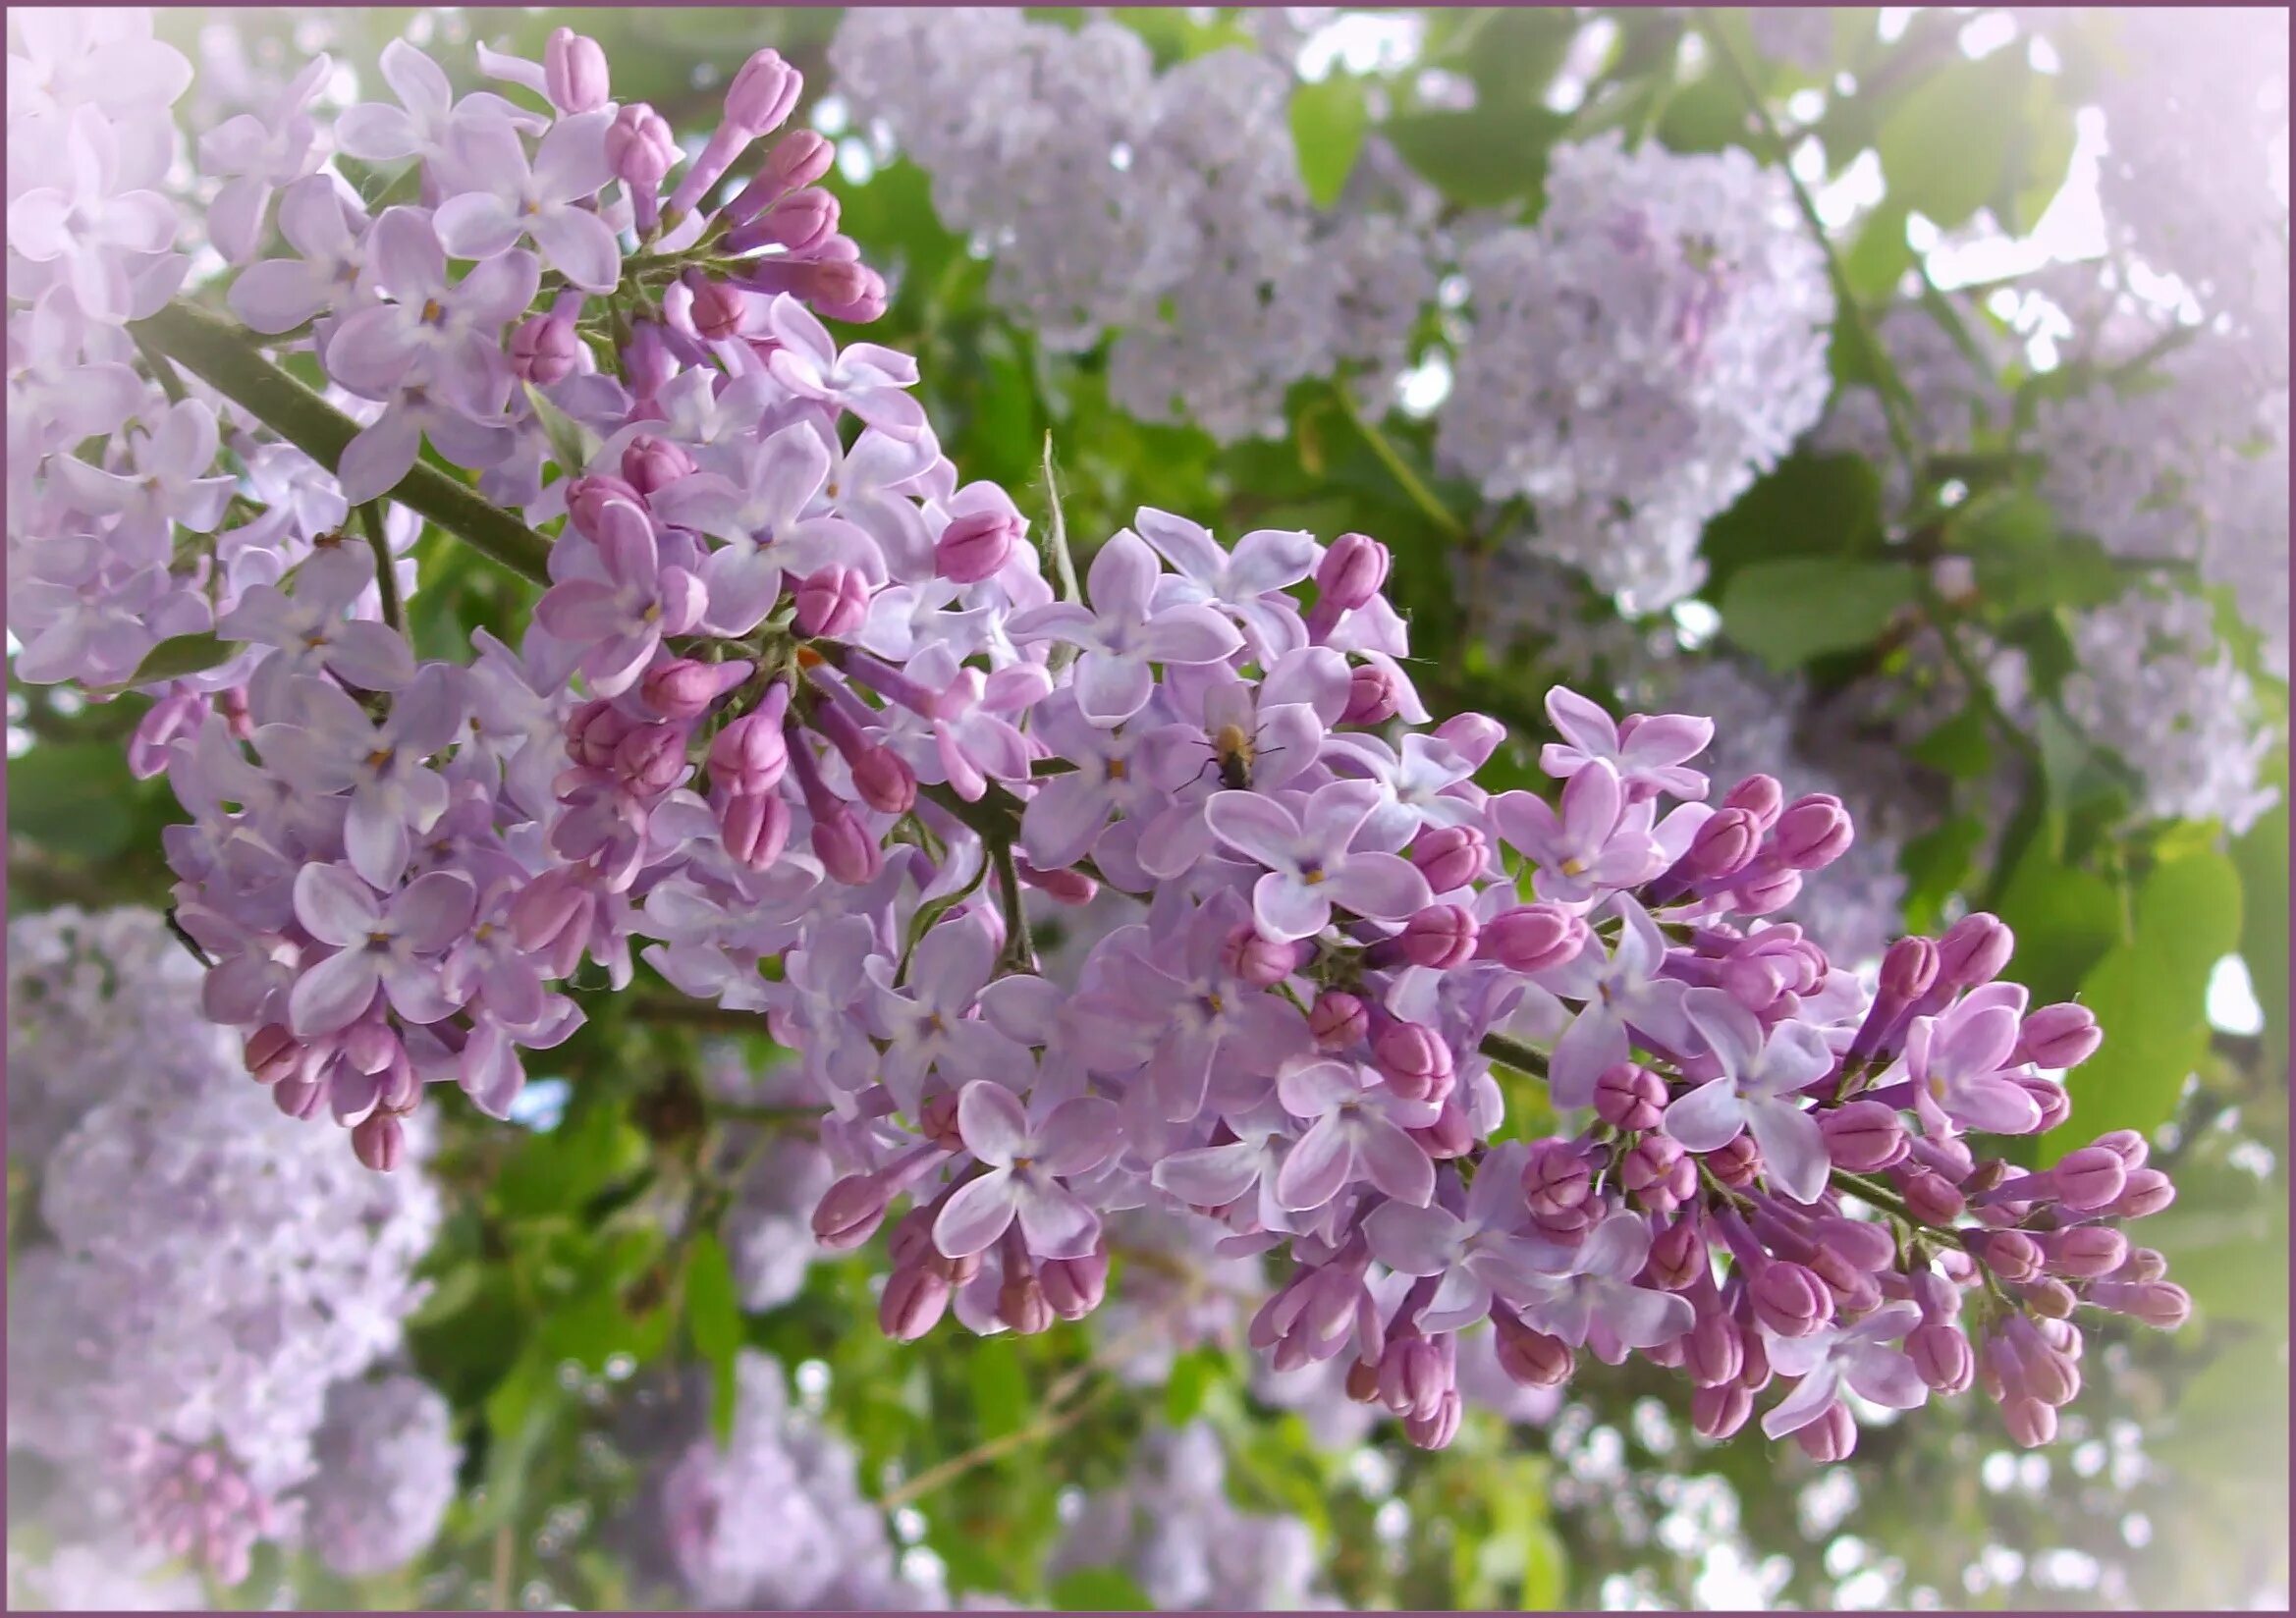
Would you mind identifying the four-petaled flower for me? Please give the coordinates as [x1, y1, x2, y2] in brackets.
[933, 1079, 1122, 1261]
[1203, 780, 1432, 943]
[1760, 1300, 1930, 1439]
[1663, 986, 1835, 1204]
[1007, 529, 1243, 728]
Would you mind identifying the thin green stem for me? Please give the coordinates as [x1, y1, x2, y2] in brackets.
[131, 328, 189, 405]
[1477, 1031, 1553, 1079]
[359, 501, 402, 630]
[131, 300, 556, 584]
[990, 836, 1036, 974]
[1331, 382, 1466, 542]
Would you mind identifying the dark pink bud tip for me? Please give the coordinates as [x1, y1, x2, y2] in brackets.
[1315, 531, 1390, 613]
[1820, 1099, 1907, 1172]
[1310, 991, 1367, 1052]
[511, 313, 581, 385]
[812, 1174, 889, 1250]
[1751, 1262, 1833, 1337]
[352, 1111, 404, 1173]
[2016, 1001, 2103, 1068]
[934, 510, 1023, 584]
[1408, 824, 1488, 892]
[794, 566, 870, 639]
[1722, 773, 1784, 831]
[726, 47, 802, 135]
[1222, 925, 1301, 988]
[1937, 911, 2014, 988]
[851, 746, 917, 816]
[1341, 662, 1400, 727]
[1479, 902, 1585, 974]
[1594, 1061, 1667, 1132]
[545, 27, 610, 114]
[879, 1265, 950, 1341]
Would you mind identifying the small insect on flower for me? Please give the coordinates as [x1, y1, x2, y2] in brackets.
[1196, 722, 1285, 791]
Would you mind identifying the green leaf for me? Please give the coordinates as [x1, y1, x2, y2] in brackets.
[1898, 814, 1987, 936]
[523, 380, 601, 476]
[1384, 102, 1570, 210]
[1908, 705, 1995, 780]
[1290, 75, 1371, 208]
[1991, 829, 2126, 1003]
[1958, 493, 2124, 619]
[113, 630, 238, 690]
[685, 1233, 743, 1445]
[8, 741, 137, 862]
[1841, 200, 1913, 302]
[1046, 1568, 1154, 1611]
[1163, 1344, 1226, 1427]
[1875, 52, 2029, 229]
[1700, 452, 1886, 582]
[489, 1099, 648, 1220]
[2045, 849, 2242, 1160]
[968, 1339, 1029, 1441]
[2232, 799, 2290, 1069]
[1717, 557, 1918, 671]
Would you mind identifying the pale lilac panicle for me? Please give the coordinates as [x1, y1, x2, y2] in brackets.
[299, 1373, 462, 1578]
[1437, 134, 1835, 613]
[1048, 1423, 1341, 1610]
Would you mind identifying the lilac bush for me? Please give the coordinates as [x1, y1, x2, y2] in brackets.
[2, 10, 2215, 1591]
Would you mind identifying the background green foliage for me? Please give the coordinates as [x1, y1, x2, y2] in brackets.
[8, 6, 2287, 1608]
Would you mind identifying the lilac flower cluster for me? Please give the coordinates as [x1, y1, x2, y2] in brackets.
[1048, 1423, 1340, 1609]
[828, 8, 1440, 442]
[5, 907, 446, 1588]
[1436, 134, 1837, 613]
[8, 15, 2194, 1481]
[298, 1373, 463, 1580]
[619, 1351, 950, 1610]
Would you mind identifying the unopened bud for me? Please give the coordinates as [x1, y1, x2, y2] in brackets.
[1341, 662, 1400, 726]
[1478, 903, 1585, 974]
[794, 566, 870, 639]
[1315, 531, 1390, 612]
[352, 1111, 404, 1173]
[510, 312, 580, 384]
[544, 27, 610, 114]
[934, 510, 1022, 584]
[622, 434, 697, 495]
[1408, 825, 1488, 892]
[1310, 991, 1367, 1052]
[1594, 1062, 1666, 1132]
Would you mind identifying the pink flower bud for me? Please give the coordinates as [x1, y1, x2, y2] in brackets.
[1341, 662, 1399, 726]
[850, 746, 916, 816]
[997, 1271, 1056, 1336]
[1772, 793, 1854, 870]
[1880, 935, 1941, 1001]
[1431, 711, 1505, 768]
[1794, 1400, 1858, 1463]
[934, 509, 1023, 583]
[688, 277, 750, 342]
[244, 1024, 300, 1085]
[2093, 1128, 2150, 1168]
[2108, 1167, 2175, 1218]
[1895, 1166, 1966, 1224]
[709, 704, 792, 797]
[607, 103, 679, 189]
[1909, 1321, 1974, 1392]
[1394, 903, 1478, 969]
[1410, 1098, 1476, 1158]
[1310, 991, 1366, 1052]
[1821, 1100, 1907, 1171]
[1707, 1132, 1762, 1189]
[1403, 1388, 1462, 1451]
[1999, 1394, 2057, 1448]
[794, 566, 870, 638]
[614, 722, 690, 797]
[812, 806, 882, 886]
[1620, 1132, 1684, 1194]
[1731, 866, 1802, 916]
[565, 698, 635, 771]
[1521, 1139, 1593, 1218]
[1686, 1311, 1744, 1387]
[1973, 1227, 2043, 1283]
[342, 1019, 398, 1075]
[2015, 1002, 2103, 1068]
[1751, 1262, 1834, 1337]
[1315, 531, 1390, 612]
[622, 434, 697, 495]
[2049, 1145, 2129, 1213]
[642, 658, 751, 722]
[1373, 1020, 1453, 1102]
[1937, 911, 2014, 988]
[567, 473, 644, 539]
[510, 870, 593, 973]
[1408, 824, 1488, 892]
[1039, 1247, 1110, 1320]
[879, 1265, 950, 1341]
[352, 1111, 404, 1173]
[1722, 773, 1784, 831]
[1691, 1381, 1753, 1440]
[1645, 1214, 1706, 1291]
[1222, 925, 1301, 988]
[919, 1090, 963, 1151]
[1378, 1333, 1450, 1421]
[510, 312, 580, 384]
[2022, 1276, 2078, 1320]
[1018, 859, 1098, 905]
[1681, 806, 1761, 882]
[728, 187, 841, 255]
[544, 27, 610, 114]
[1479, 903, 1585, 974]
[726, 47, 802, 134]
[1344, 1356, 1383, 1404]
[812, 1174, 889, 1250]
[2113, 1279, 2191, 1329]
[1738, 1328, 1772, 1391]
[2017, 1073, 2071, 1133]
[1595, 1062, 1667, 1132]
[1494, 1314, 1574, 1388]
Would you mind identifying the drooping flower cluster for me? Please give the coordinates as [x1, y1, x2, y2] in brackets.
[1435, 134, 1836, 613]
[5, 13, 2199, 1511]
[2056, 589, 2279, 832]
[616, 1351, 951, 1610]
[828, 8, 1441, 441]
[297, 1373, 463, 1581]
[1047, 1423, 1341, 1609]
[5, 907, 447, 1587]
